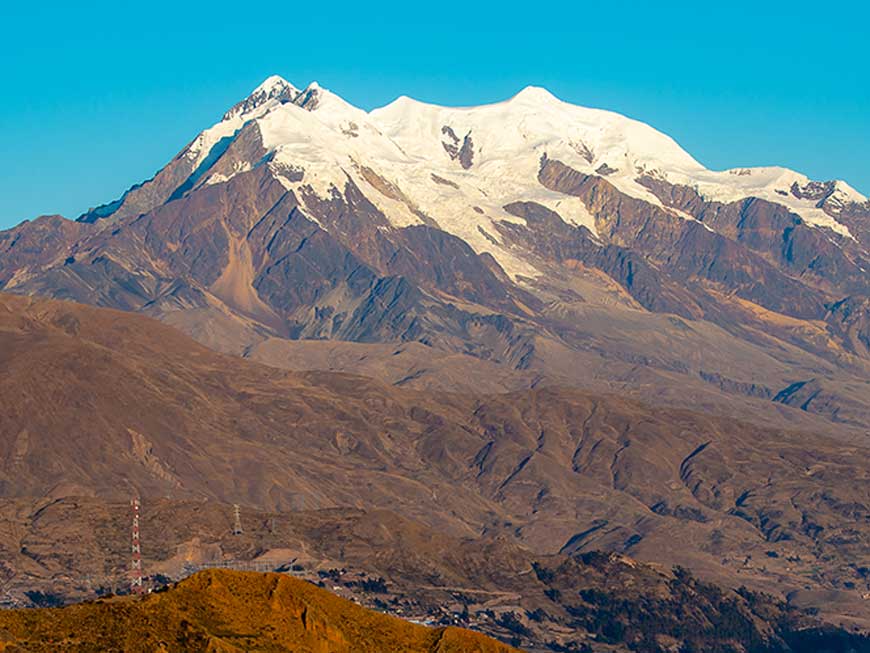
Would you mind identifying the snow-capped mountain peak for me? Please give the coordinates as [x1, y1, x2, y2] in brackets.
[222, 75, 299, 121]
[509, 85, 562, 104]
[256, 74, 295, 94]
[98, 76, 867, 278]
[290, 81, 362, 118]
[293, 81, 325, 111]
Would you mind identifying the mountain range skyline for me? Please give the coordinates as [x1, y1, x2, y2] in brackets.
[3, 0, 869, 228]
[6, 76, 870, 230]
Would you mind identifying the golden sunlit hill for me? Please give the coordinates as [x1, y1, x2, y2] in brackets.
[0, 569, 521, 652]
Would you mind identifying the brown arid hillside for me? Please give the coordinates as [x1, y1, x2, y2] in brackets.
[0, 568, 521, 652]
[1, 292, 870, 646]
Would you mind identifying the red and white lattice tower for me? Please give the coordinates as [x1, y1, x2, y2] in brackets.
[130, 497, 144, 594]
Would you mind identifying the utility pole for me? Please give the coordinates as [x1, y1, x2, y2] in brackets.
[130, 497, 144, 594]
[232, 504, 243, 535]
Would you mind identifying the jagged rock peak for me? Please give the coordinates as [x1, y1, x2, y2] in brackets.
[293, 81, 326, 111]
[223, 75, 300, 121]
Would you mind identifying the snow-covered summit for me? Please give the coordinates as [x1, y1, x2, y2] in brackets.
[223, 75, 299, 121]
[183, 76, 865, 275]
[258, 75, 294, 93]
[508, 85, 562, 105]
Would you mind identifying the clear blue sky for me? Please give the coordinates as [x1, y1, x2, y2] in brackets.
[2, 0, 867, 230]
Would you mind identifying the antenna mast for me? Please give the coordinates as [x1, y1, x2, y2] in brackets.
[232, 503, 243, 535]
[130, 497, 144, 594]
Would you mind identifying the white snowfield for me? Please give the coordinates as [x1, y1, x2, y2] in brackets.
[182, 76, 865, 278]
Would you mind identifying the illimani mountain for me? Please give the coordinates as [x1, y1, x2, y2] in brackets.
[1, 77, 870, 648]
[2, 76, 870, 437]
